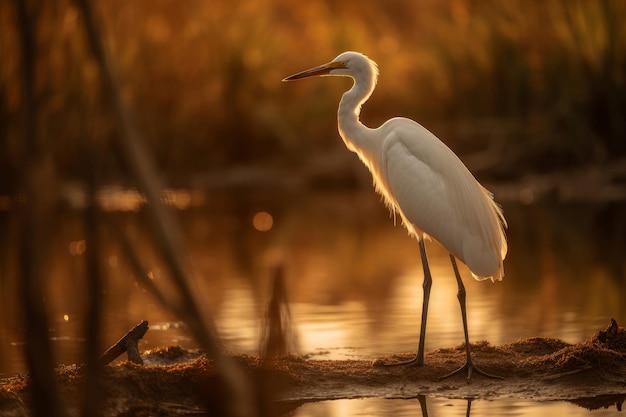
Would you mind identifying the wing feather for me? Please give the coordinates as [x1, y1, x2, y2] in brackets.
[377, 119, 507, 281]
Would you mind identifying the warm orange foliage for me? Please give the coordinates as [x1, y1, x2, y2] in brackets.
[1, 0, 625, 188]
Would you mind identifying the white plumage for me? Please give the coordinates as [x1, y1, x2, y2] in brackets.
[284, 51, 507, 382]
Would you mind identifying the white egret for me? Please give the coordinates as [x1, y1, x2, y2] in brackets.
[282, 51, 507, 383]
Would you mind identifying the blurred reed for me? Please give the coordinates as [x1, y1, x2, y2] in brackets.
[6, 0, 260, 416]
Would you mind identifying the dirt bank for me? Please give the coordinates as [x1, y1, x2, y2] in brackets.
[1, 320, 624, 416]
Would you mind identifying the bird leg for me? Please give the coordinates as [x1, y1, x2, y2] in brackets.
[439, 255, 503, 383]
[377, 239, 432, 367]
[414, 239, 432, 365]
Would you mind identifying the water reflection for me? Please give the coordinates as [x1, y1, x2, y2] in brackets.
[289, 395, 625, 417]
[0, 190, 625, 378]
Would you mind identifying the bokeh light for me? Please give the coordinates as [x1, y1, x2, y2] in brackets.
[252, 211, 273, 231]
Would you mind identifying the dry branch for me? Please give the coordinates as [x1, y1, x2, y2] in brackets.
[99, 321, 149, 366]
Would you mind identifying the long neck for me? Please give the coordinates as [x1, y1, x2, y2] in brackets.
[337, 69, 377, 154]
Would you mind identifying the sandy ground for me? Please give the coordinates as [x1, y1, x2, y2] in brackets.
[1, 320, 624, 416]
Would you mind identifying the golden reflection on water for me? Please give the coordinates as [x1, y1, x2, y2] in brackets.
[0, 189, 625, 378]
[294, 396, 623, 417]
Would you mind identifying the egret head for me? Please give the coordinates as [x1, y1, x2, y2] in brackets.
[282, 51, 378, 82]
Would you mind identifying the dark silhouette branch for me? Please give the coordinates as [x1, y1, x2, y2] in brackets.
[74, 0, 219, 360]
[15, 0, 65, 416]
[81, 145, 104, 417]
[99, 321, 149, 366]
[74, 1, 257, 416]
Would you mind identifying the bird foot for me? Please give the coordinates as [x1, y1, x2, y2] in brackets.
[372, 354, 423, 367]
[439, 359, 503, 383]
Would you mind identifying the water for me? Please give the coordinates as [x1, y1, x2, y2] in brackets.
[292, 397, 623, 416]
[1, 189, 625, 415]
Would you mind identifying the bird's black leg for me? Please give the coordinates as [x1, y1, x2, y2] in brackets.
[439, 255, 503, 383]
[414, 238, 432, 365]
[377, 239, 432, 367]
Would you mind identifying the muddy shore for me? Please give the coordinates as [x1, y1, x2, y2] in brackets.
[1, 320, 624, 416]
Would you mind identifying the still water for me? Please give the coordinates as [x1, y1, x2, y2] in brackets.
[293, 396, 623, 416]
[1, 189, 625, 415]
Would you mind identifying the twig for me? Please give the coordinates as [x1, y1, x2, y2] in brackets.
[99, 321, 149, 366]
